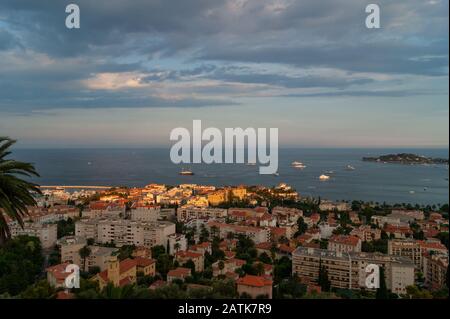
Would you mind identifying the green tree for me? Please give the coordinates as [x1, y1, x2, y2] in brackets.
[318, 262, 331, 292]
[118, 245, 135, 261]
[183, 259, 196, 274]
[0, 236, 44, 296]
[405, 285, 433, 299]
[376, 267, 389, 299]
[258, 252, 272, 265]
[57, 218, 75, 238]
[100, 282, 136, 299]
[0, 137, 41, 246]
[79, 245, 92, 272]
[19, 280, 55, 299]
[254, 262, 265, 276]
[274, 256, 292, 283]
[294, 217, 308, 237]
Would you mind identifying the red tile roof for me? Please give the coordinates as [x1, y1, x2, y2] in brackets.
[329, 235, 361, 246]
[278, 244, 295, 253]
[149, 280, 167, 290]
[56, 291, 75, 300]
[120, 258, 138, 273]
[134, 257, 156, 267]
[176, 251, 203, 259]
[255, 242, 272, 250]
[384, 225, 412, 234]
[237, 275, 272, 288]
[418, 241, 447, 251]
[168, 267, 191, 278]
[46, 263, 71, 283]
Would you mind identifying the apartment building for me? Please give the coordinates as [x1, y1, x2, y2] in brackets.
[206, 220, 270, 244]
[75, 218, 175, 248]
[75, 218, 98, 240]
[292, 247, 415, 294]
[176, 206, 228, 222]
[10, 221, 57, 249]
[58, 236, 119, 271]
[391, 210, 425, 221]
[85, 246, 120, 271]
[58, 236, 88, 266]
[271, 206, 303, 224]
[350, 225, 381, 242]
[388, 239, 448, 271]
[319, 201, 351, 212]
[130, 206, 160, 222]
[423, 253, 449, 291]
[388, 239, 422, 269]
[328, 235, 362, 253]
[168, 233, 188, 254]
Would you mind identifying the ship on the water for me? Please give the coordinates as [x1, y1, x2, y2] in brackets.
[179, 168, 194, 176]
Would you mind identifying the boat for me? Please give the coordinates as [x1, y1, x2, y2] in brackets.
[179, 168, 194, 176]
[346, 165, 355, 171]
[291, 161, 306, 169]
[319, 174, 330, 181]
[325, 170, 334, 174]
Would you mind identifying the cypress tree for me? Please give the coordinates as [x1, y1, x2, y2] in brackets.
[376, 267, 389, 299]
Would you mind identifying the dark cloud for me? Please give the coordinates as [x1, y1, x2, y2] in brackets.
[0, 0, 448, 112]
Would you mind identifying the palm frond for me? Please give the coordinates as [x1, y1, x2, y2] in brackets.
[0, 137, 41, 244]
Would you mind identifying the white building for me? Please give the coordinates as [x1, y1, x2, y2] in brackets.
[177, 206, 228, 222]
[130, 206, 160, 222]
[76, 218, 176, 248]
[168, 233, 188, 254]
[10, 221, 57, 249]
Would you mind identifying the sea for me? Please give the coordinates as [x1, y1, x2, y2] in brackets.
[12, 148, 449, 205]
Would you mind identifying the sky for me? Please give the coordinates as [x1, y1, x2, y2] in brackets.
[0, 0, 448, 148]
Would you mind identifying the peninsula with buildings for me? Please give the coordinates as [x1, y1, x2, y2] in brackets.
[1, 182, 448, 300]
[362, 153, 449, 165]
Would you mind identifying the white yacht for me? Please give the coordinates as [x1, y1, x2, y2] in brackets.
[179, 168, 194, 176]
[319, 174, 330, 181]
[291, 161, 306, 169]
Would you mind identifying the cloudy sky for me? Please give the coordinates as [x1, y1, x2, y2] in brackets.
[0, 0, 448, 148]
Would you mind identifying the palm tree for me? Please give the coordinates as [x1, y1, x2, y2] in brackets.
[79, 245, 92, 271]
[0, 137, 41, 246]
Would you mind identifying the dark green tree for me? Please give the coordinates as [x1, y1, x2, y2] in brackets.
[0, 137, 41, 246]
[79, 245, 92, 272]
[376, 267, 389, 299]
[318, 261, 331, 292]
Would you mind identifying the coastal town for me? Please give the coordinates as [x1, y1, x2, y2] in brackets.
[1, 182, 448, 299]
